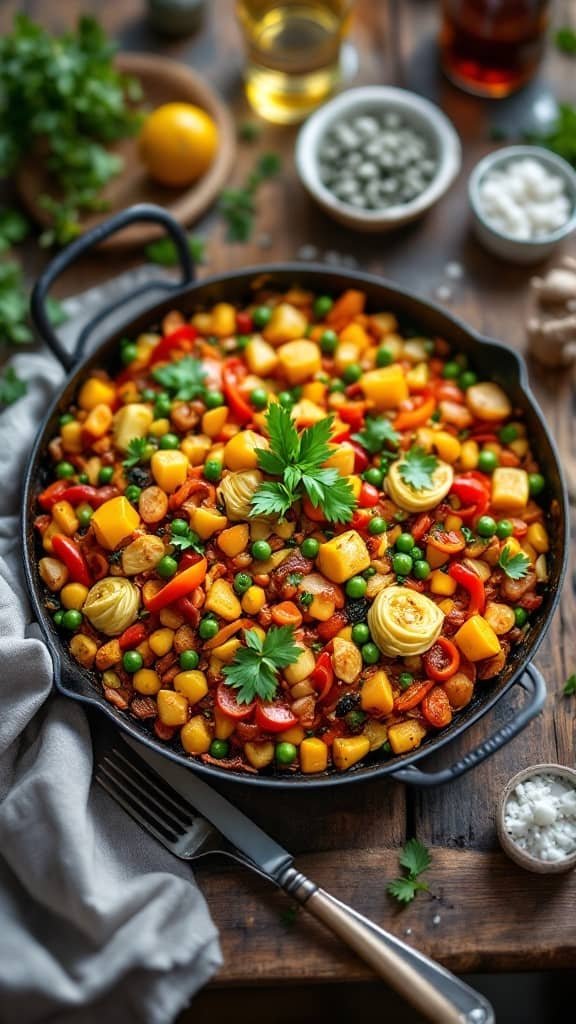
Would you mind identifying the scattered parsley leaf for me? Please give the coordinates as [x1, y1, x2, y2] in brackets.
[0, 259, 32, 344]
[152, 355, 207, 401]
[122, 437, 150, 470]
[222, 626, 300, 704]
[498, 545, 531, 580]
[352, 416, 400, 455]
[299, 591, 313, 607]
[563, 674, 576, 696]
[288, 573, 303, 587]
[170, 525, 204, 555]
[556, 27, 576, 54]
[0, 365, 27, 405]
[461, 525, 475, 543]
[219, 151, 281, 243]
[145, 234, 205, 267]
[398, 446, 438, 492]
[387, 838, 432, 906]
[0, 207, 30, 251]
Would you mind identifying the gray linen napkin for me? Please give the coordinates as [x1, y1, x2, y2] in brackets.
[0, 269, 222, 1024]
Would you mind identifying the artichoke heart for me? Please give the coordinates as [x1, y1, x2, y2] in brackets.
[82, 576, 140, 637]
[368, 586, 444, 658]
[217, 469, 263, 521]
[386, 458, 453, 513]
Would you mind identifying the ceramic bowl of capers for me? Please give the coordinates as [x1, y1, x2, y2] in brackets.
[296, 86, 461, 232]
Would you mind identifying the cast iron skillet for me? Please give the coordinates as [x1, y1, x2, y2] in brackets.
[24, 204, 568, 789]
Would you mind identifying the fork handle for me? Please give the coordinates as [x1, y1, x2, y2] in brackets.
[279, 868, 493, 1024]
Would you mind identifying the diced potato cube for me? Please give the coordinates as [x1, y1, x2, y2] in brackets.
[466, 382, 512, 422]
[60, 583, 89, 609]
[302, 381, 327, 404]
[360, 670, 394, 716]
[263, 303, 307, 345]
[91, 496, 140, 550]
[526, 522, 549, 553]
[61, 421, 83, 453]
[454, 614, 502, 662]
[224, 430, 268, 471]
[211, 302, 236, 338]
[245, 337, 278, 375]
[277, 725, 305, 746]
[283, 646, 316, 684]
[276, 340, 321, 384]
[181, 715, 212, 754]
[78, 377, 116, 410]
[332, 735, 370, 771]
[406, 362, 429, 390]
[133, 669, 162, 695]
[241, 586, 266, 614]
[339, 322, 370, 351]
[52, 500, 79, 536]
[491, 467, 529, 514]
[324, 443, 355, 477]
[157, 689, 189, 726]
[202, 406, 228, 439]
[317, 530, 370, 583]
[113, 403, 154, 452]
[173, 669, 208, 704]
[334, 341, 361, 374]
[217, 523, 249, 557]
[181, 434, 212, 465]
[290, 398, 325, 426]
[84, 403, 113, 439]
[214, 707, 236, 740]
[189, 506, 228, 539]
[388, 720, 427, 755]
[150, 450, 189, 493]
[69, 634, 98, 668]
[300, 737, 328, 773]
[363, 719, 389, 751]
[211, 638, 241, 663]
[244, 740, 275, 769]
[429, 569, 457, 596]
[149, 628, 174, 657]
[360, 365, 408, 410]
[204, 578, 241, 621]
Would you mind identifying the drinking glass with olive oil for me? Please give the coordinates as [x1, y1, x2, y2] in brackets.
[236, 0, 353, 124]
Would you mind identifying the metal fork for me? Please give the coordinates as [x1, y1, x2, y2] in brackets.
[95, 743, 494, 1024]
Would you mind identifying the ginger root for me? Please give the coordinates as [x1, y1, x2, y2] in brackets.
[528, 257, 576, 367]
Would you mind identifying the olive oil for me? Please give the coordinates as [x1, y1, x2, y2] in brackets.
[237, 1, 351, 123]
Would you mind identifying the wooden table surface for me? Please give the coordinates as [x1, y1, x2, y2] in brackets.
[2, 0, 575, 984]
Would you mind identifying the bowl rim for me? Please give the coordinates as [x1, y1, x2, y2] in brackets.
[497, 762, 576, 873]
[468, 144, 576, 248]
[295, 84, 462, 224]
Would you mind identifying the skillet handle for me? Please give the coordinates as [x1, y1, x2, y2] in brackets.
[30, 203, 194, 373]
[389, 664, 546, 787]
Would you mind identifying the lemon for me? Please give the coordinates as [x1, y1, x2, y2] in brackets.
[139, 102, 218, 187]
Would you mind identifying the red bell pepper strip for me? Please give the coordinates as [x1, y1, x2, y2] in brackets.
[149, 324, 198, 366]
[119, 623, 148, 650]
[348, 441, 369, 473]
[236, 311, 253, 334]
[358, 481, 379, 508]
[51, 534, 92, 587]
[59, 484, 119, 508]
[177, 595, 200, 627]
[423, 636, 461, 682]
[255, 702, 299, 733]
[38, 481, 69, 511]
[338, 402, 366, 430]
[450, 472, 490, 522]
[448, 561, 486, 614]
[146, 558, 207, 613]
[222, 358, 253, 424]
[310, 650, 335, 702]
[351, 508, 372, 532]
[411, 512, 432, 543]
[393, 393, 437, 432]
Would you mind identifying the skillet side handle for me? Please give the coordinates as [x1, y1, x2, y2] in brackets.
[389, 664, 546, 787]
[30, 203, 194, 372]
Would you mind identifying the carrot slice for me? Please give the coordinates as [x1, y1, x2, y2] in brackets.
[393, 679, 435, 712]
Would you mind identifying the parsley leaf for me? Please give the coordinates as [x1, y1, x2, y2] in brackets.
[152, 356, 207, 401]
[387, 838, 431, 906]
[222, 626, 301, 704]
[526, 103, 576, 167]
[251, 404, 356, 523]
[219, 151, 281, 243]
[563, 674, 576, 696]
[556, 27, 576, 54]
[170, 526, 204, 555]
[352, 416, 400, 455]
[498, 545, 531, 580]
[122, 437, 150, 470]
[461, 525, 475, 543]
[145, 234, 205, 267]
[398, 446, 438, 492]
[0, 365, 27, 405]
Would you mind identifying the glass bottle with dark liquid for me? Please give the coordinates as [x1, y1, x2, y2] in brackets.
[440, 0, 551, 98]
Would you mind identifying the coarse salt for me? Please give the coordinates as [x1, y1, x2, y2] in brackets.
[478, 158, 572, 241]
[503, 772, 576, 862]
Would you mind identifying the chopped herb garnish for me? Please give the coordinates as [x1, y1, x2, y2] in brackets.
[222, 626, 300, 704]
[398, 446, 438, 492]
[238, 120, 262, 143]
[526, 103, 576, 167]
[299, 591, 313, 607]
[352, 416, 400, 455]
[0, 206, 30, 251]
[498, 545, 531, 580]
[169, 525, 204, 555]
[556, 27, 576, 54]
[122, 437, 150, 470]
[461, 525, 475, 543]
[219, 152, 281, 243]
[387, 838, 432, 905]
[152, 356, 207, 401]
[563, 673, 576, 696]
[0, 365, 27, 404]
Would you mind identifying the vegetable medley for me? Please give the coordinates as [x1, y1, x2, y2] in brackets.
[35, 286, 553, 775]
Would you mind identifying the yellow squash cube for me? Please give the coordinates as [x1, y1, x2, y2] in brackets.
[78, 377, 116, 410]
[52, 500, 79, 536]
[133, 669, 162, 695]
[60, 421, 83, 453]
[263, 302, 307, 345]
[317, 530, 370, 583]
[211, 638, 241, 663]
[181, 716, 212, 754]
[91, 496, 140, 550]
[181, 434, 211, 465]
[223, 430, 268, 471]
[214, 707, 236, 740]
[204, 578, 241, 621]
[491, 467, 529, 514]
[526, 522, 549, 553]
[388, 720, 427, 755]
[189, 506, 228, 539]
[149, 628, 174, 656]
[245, 337, 278, 375]
[151, 450, 188, 493]
[300, 737, 328, 774]
[173, 670, 208, 704]
[429, 569, 457, 596]
[202, 406, 228, 438]
[276, 340, 321, 384]
[244, 741, 275, 769]
[157, 689, 189, 726]
[217, 523, 249, 557]
[332, 735, 370, 771]
[454, 614, 502, 662]
[360, 365, 408, 410]
[60, 583, 89, 610]
[324, 444, 355, 477]
[113, 403, 154, 452]
[360, 670, 394, 716]
[277, 725, 305, 746]
[211, 302, 236, 337]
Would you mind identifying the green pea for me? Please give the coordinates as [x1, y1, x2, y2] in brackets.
[345, 709, 367, 731]
[97, 466, 113, 484]
[157, 555, 178, 578]
[53, 610, 64, 626]
[345, 576, 367, 598]
[393, 552, 413, 575]
[363, 566, 376, 578]
[299, 537, 319, 559]
[496, 519, 514, 538]
[410, 546, 423, 561]
[77, 506, 93, 528]
[159, 433, 180, 450]
[154, 393, 172, 418]
[343, 363, 362, 384]
[376, 347, 393, 367]
[478, 449, 498, 473]
[252, 540, 272, 561]
[56, 461, 75, 479]
[179, 650, 200, 670]
[59, 413, 75, 426]
[329, 379, 346, 393]
[528, 473, 546, 497]
[122, 650, 143, 673]
[320, 329, 338, 354]
[203, 459, 222, 483]
[124, 485, 142, 504]
[250, 387, 268, 409]
[168, 519, 186, 536]
[235, 334, 250, 351]
[314, 295, 333, 319]
[477, 515, 497, 537]
[276, 741, 298, 765]
[442, 361, 461, 379]
[514, 607, 528, 627]
[121, 342, 138, 365]
[205, 390, 224, 409]
[199, 617, 219, 640]
[363, 467, 384, 488]
[361, 642, 380, 664]
[78, 473, 89, 484]
[413, 559, 431, 580]
[210, 739, 230, 759]
[141, 388, 157, 402]
[398, 672, 414, 689]
[252, 305, 272, 329]
[368, 516, 387, 535]
[458, 371, 477, 390]
[351, 622, 370, 645]
[234, 572, 252, 594]
[396, 532, 415, 553]
[278, 390, 293, 407]
[499, 423, 519, 444]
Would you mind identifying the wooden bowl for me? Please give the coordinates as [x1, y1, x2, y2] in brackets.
[16, 53, 236, 250]
[497, 763, 576, 874]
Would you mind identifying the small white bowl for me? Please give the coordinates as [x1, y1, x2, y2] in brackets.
[497, 763, 576, 875]
[295, 86, 461, 233]
[469, 145, 576, 264]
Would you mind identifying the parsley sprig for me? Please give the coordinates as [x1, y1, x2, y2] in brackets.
[352, 416, 399, 455]
[170, 524, 204, 555]
[222, 626, 301, 704]
[250, 403, 356, 523]
[122, 437, 150, 470]
[219, 152, 281, 243]
[152, 356, 207, 401]
[387, 839, 432, 905]
[398, 446, 438, 492]
[498, 545, 531, 580]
